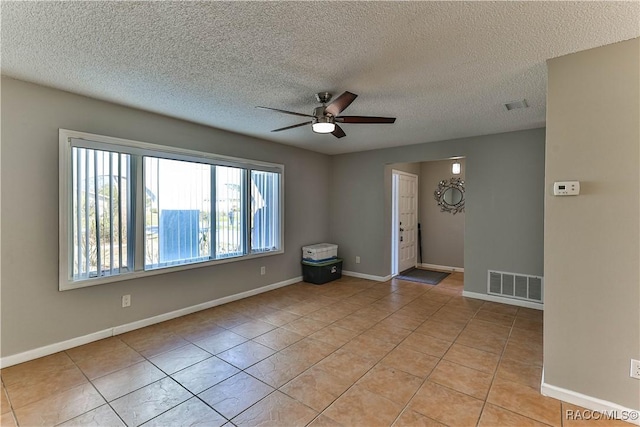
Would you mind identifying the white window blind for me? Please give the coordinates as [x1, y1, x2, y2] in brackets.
[214, 166, 245, 259]
[144, 157, 212, 269]
[71, 147, 133, 280]
[60, 129, 284, 290]
[251, 170, 280, 253]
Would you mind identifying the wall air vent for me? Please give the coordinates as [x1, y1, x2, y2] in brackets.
[488, 270, 543, 303]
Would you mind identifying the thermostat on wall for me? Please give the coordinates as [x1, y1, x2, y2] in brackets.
[553, 181, 580, 196]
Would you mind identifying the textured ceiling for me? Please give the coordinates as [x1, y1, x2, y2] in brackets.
[2, 2, 638, 155]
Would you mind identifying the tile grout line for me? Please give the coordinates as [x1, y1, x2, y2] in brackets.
[299, 295, 430, 424]
[387, 293, 483, 426]
[472, 307, 553, 427]
[1, 378, 19, 427]
[6, 274, 553, 427]
[227, 279, 434, 425]
[231, 286, 412, 424]
[2, 277, 438, 427]
[111, 334, 228, 426]
[251, 291, 400, 423]
[289, 281, 466, 425]
[66, 336, 217, 426]
[471, 306, 516, 427]
[406, 300, 543, 425]
[63, 348, 129, 427]
[162, 295, 360, 426]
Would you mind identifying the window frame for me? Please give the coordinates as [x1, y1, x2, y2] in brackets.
[59, 129, 284, 291]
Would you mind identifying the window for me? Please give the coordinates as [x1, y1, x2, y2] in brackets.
[59, 129, 284, 290]
[144, 157, 212, 269]
[251, 170, 280, 253]
[214, 166, 245, 259]
[70, 147, 133, 280]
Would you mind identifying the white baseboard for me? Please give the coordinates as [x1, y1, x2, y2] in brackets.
[342, 270, 392, 282]
[0, 276, 302, 368]
[0, 329, 114, 369]
[541, 382, 639, 426]
[419, 263, 464, 273]
[462, 290, 544, 310]
[113, 276, 301, 335]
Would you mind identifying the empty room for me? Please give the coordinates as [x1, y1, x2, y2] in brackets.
[1, 2, 639, 426]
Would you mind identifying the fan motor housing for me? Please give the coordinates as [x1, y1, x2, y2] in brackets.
[313, 115, 334, 125]
[313, 106, 329, 117]
[315, 92, 332, 104]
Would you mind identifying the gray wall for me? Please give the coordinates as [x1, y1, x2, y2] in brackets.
[1, 77, 331, 357]
[387, 162, 421, 177]
[419, 158, 465, 268]
[544, 39, 639, 409]
[329, 128, 545, 294]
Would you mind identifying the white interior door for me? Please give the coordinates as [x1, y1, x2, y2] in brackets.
[395, 171, 418, 273]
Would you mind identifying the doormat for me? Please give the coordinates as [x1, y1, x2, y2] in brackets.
[396, 268, 450, 285]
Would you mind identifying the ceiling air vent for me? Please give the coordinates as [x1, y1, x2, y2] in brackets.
[504, 99, 528, 111]
[487, 270, 543, 303]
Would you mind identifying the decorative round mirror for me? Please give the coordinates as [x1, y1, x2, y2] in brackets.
[434, 178, 465, 214]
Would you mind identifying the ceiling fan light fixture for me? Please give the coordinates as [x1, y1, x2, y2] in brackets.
[312, 116, 335, 134]
[259, 91, 395, 138]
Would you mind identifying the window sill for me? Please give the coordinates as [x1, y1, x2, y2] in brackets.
[59, 248, 284, 291]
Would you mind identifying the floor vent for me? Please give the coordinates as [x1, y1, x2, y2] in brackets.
[488, 270, 543, 303]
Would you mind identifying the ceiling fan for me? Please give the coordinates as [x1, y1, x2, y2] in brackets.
[257, 91, 396, 139]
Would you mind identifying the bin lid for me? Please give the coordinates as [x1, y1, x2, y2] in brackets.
[301, 258, 343, 267]
[303, 243, 338, 250]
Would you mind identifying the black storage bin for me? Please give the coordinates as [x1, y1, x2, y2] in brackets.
[302, 258, 343, 285]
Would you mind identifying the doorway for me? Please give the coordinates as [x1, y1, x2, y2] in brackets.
[391, 170, 418, 276]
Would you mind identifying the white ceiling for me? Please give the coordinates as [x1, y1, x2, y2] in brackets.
[2, 2, 638, 155]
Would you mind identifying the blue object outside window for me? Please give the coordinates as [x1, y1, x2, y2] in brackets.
[159, 210, 200, 265]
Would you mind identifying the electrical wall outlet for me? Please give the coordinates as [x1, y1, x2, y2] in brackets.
[260, 266, 266, 275]
[355, 256, 361, 264]
[122, 294, 131, 308]
[631, 359, 640, 379]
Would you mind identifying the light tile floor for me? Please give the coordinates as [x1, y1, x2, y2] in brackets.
[0, 273, 630, 426]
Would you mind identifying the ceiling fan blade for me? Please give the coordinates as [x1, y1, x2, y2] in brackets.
[271, 121, 312, 132]
[325, 91, 358, 116]
[336, 116, 396, 124]
[256, 106, 314, 118]
[332, 124, 346, 138]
